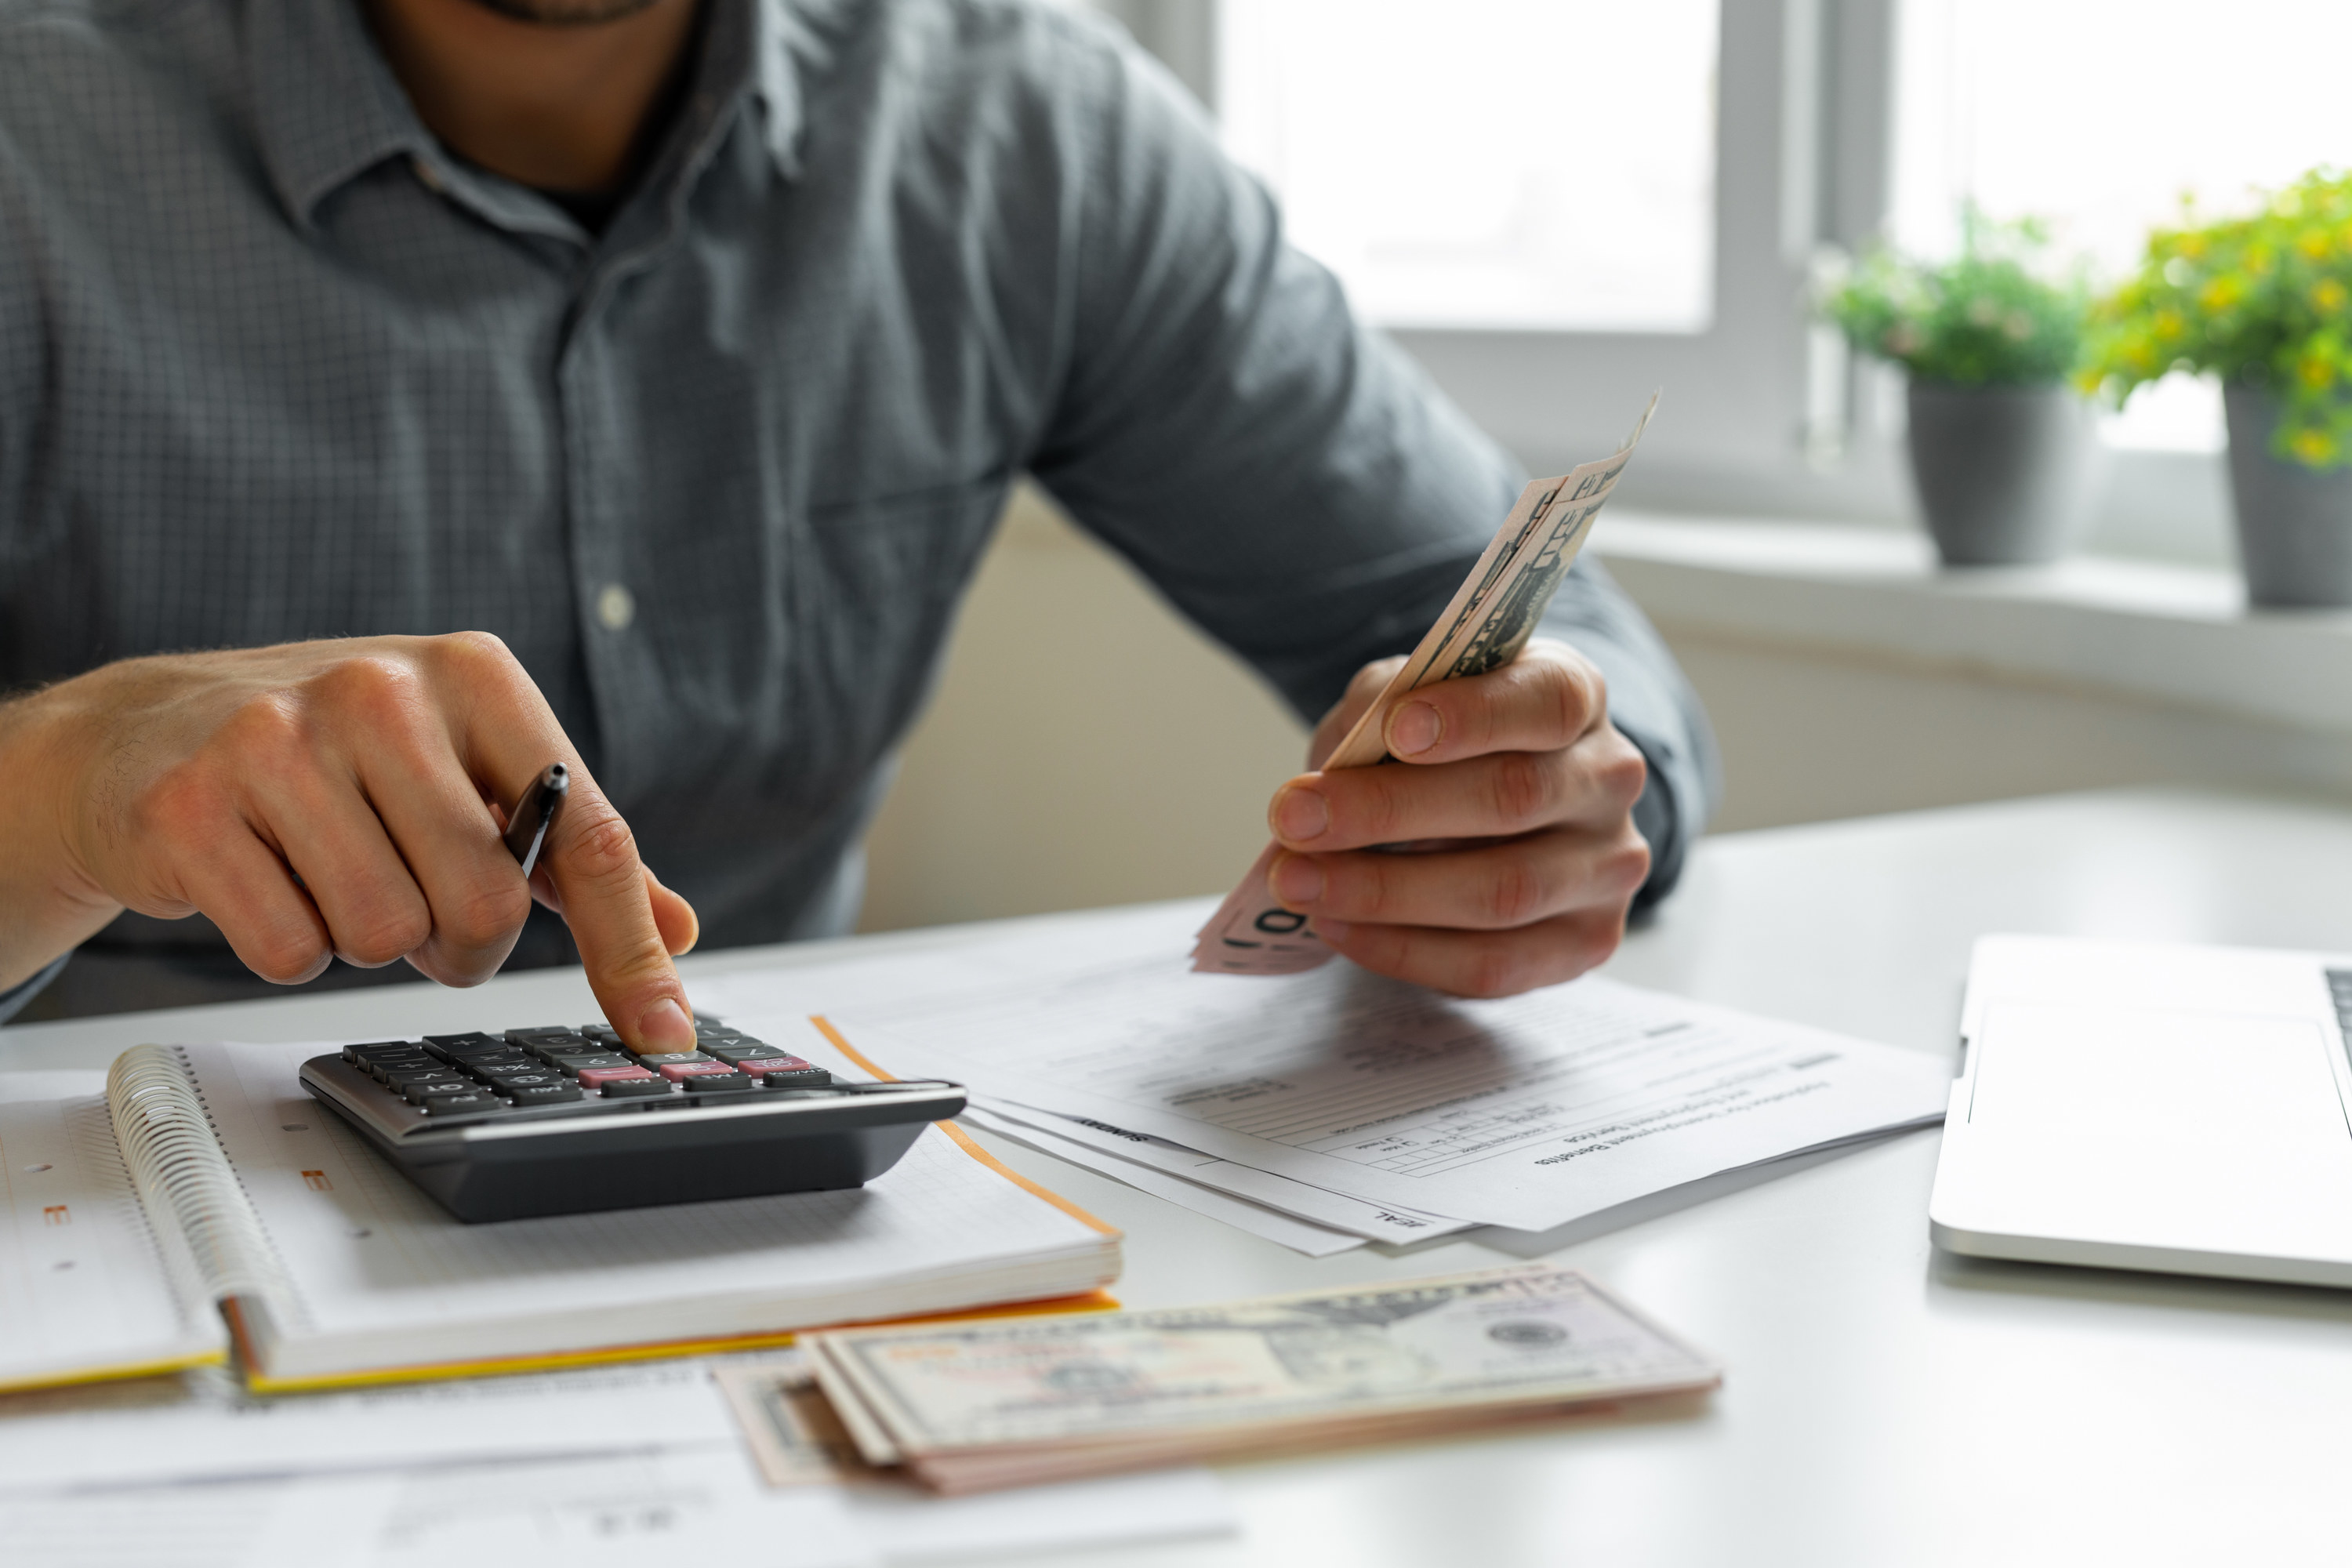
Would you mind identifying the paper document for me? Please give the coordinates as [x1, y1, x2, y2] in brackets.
[0, 1357, 740, 1494]
[0, 1445, 873, 1568]
[954, 1105, 1367, 1257]
[959, 1098, 1472, 1244]
[827, 949, 1949, 1233]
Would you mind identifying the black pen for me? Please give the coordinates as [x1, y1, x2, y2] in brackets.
[503, 763, 568, 879]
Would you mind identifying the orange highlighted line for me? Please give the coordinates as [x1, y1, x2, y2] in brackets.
[808, 1014, 1123, 1239]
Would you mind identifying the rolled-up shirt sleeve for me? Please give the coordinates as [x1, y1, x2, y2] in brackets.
[1022, 22, 1719, 903]
[0, 953, 65, 1026]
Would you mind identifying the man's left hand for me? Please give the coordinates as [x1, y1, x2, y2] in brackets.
[1264, 638, 1652, 999]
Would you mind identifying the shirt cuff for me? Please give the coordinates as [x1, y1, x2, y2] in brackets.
[0, 953, 67, 1026]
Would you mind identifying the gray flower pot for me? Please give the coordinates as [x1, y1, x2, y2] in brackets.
[1905, 381, 2101, 567]
[2221, 383, 2352, 608]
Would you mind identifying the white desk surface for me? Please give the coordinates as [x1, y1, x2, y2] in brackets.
[9, 786, 2352, 1566]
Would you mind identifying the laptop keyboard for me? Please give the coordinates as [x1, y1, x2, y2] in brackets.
[2325, 969, 2352, 1053]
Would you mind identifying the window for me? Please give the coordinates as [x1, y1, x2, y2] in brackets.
[1218, 0, 1719, 334]
[1106, 2, 2348, 564]
[1189, 0, 1860, 505]
[1893, 0, 2352, 459]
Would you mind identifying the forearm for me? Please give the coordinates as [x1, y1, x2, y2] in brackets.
[0, 680, 122, 992]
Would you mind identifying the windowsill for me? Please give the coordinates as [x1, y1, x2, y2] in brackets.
[1595, 513, 2352, 734]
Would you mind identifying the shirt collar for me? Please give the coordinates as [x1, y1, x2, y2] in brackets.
[247, 0, 810, 235]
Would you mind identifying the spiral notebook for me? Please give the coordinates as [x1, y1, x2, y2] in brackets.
[0, 1025, 1120, 1395]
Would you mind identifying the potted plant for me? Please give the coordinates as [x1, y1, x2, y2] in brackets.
[1823, 212, 2099, 566]
[2083, 168, 2352, 608]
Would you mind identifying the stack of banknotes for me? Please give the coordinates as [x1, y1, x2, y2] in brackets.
[1192, 395, 1657, 975]
[749, 1265, 1717, 1495]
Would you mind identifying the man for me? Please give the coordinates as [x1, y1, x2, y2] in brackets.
[0, 0, 1717, 1047]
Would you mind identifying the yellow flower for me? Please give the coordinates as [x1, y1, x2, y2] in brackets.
[2125, 338, 2159, 373]
[2289, 426, 2337, 465]
[2314, 278, 2350, 314]
[2199, 274, 2246, 312]
[2176, 233, 2209, 260]
[2072, 368, 2103, 397]
[2301, 228, 2336, 260]
[2154, 308, 2186, 339]
[2299, 355, 2335, 390]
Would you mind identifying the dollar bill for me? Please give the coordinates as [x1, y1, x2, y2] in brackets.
[1191, 395, 1657, 975]
[800, 1264, 1715, 1494]
[712, 1351, 877, 1486]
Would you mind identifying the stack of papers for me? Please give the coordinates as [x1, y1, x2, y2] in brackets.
[692, 903, 1951, 1250]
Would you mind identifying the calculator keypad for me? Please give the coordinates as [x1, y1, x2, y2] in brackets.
[333, 1019, 832, 1125]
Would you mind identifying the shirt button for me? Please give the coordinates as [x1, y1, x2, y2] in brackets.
[412, 157, 446, 194]
[595, 583, 637, 632]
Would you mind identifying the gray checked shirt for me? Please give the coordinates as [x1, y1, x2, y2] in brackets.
[0, 0, 1717, 1020]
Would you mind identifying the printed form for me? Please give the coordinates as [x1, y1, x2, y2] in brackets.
[828, 949, 1951, 1233]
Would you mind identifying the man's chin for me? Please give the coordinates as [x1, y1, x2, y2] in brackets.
[464, 0, 669, 24]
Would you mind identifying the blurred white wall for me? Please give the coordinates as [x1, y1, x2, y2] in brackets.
[857, 485, 1307, 932]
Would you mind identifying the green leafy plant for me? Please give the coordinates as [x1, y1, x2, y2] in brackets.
[1820, 209, 2088, 388]
[2082, 167, 2352, 470]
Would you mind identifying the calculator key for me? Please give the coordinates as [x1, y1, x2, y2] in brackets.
[423, 1032, 503, 1050]
[684, 1073, 756, 1093]
[402, 1077, 477, 1103]
[421, 1091, 499, 1114]
[655, 1060, 737, 1082]
[506, 1025, 587, 1044]
[482, 1072, 568, 1092]
[556, 1054, 634, 1078]
[638, 1051, 716, 1068]
[706, 1044, 786, 1065]
[506, 1083, 586, 1106]
[451, 1054, 535, 1075]
[598, 1076, 673, 1100]
[377, 1065, 459, 1086]
[577, 1065, 659, 1088]
[345, 1041, 421, 1064]
[432, 1040, 526, 1061]
[736, 1057, 830, 1087]
[580, 1025, 625, 1048]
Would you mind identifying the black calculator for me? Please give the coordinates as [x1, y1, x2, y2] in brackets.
[299, 1017, 964, 1223]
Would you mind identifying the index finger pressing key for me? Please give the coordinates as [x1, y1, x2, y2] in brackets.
[535, 786, 699, 1056]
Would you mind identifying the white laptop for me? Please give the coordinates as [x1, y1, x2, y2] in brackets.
[1930, 932, 2352, 1288]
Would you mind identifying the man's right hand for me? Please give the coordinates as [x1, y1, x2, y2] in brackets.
[0, 633, 701, 1053]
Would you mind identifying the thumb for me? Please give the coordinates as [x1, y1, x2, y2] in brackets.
[1307, 655, 1406, 771]
[647, 866, 699, 956]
